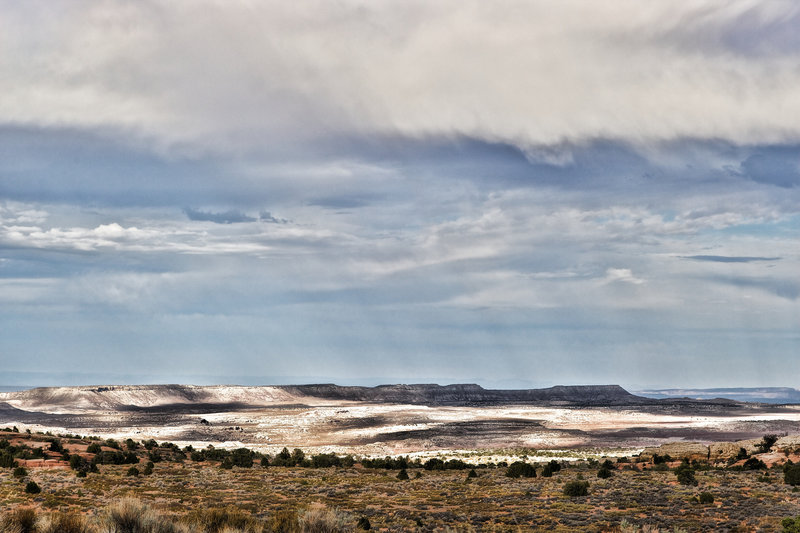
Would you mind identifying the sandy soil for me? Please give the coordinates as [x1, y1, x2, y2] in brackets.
[4, 393, 800, 459]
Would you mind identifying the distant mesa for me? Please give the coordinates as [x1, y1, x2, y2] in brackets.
[281, 383, 649, 406]
[0, 383, 765, 416]
[637, 387, 800, 405]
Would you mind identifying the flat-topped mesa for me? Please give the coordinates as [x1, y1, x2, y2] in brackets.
[496, 384, 648, 406]
[4, 383, 752, 414]
[0, 384, 298, 413]
[283, 383, 649, 406]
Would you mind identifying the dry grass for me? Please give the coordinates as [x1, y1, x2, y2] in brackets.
[297, 507, 354, 533]
[2, 431, 800, 531]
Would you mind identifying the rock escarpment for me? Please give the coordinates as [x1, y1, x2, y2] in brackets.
[284, 383, 652, 406]
[641, 435, 800, 462]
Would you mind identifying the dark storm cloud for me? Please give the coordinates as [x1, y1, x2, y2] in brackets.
[307, 196, 377, 209]
[0, 126, 231, 206]
[0, 123, 797, 215]
[259, 211, 288, 224]
[707, 275, 800, 301]
[184, 208, 256, 224]
[737, 147, 800, 188]
[683, 255, 781, 263]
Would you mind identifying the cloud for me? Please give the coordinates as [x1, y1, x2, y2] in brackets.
[2, 2, 800, 388]
[737, 148, 800, 188]
[683, 255, 781, 263]
[259, 211, 288, 224]
[604, 268, 645, 285]
[705, 275, 800, 301]
[184, 208, 256, 224]
[0, 222, 158, 252]
[307, 196, 377, 209]
[4, 2, 800, 153]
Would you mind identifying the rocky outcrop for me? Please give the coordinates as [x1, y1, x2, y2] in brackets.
[285, 383, 653, 406]
[708, 438, 761, 461]
[640, 442, 709, 461]
[643, 435, 800, 462]
[776, 435, 800, 454]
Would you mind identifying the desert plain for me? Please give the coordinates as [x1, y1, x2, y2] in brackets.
[2, 384, 800, 531]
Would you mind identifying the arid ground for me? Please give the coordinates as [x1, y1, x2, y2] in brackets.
[2, 385, 800, 459]
[2, 428, 800, 532]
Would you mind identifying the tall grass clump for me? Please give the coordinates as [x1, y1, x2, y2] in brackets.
[298, 507, 355, 533]
[183, 508, 263, 533]
[0, 508, 37, 533]
[101, 499, 188, 533]
[38, 513, 92, 533]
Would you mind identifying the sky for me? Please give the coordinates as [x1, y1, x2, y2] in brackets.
[1, 1, 799, 389]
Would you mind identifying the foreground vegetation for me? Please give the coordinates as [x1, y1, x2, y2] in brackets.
[2, 429, 800, 531]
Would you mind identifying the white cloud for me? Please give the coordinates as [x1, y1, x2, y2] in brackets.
[604, 268, 645, 285]
[3, 1, 800, 153]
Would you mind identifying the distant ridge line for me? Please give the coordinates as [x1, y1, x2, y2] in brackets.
[1, 383, 761, 412]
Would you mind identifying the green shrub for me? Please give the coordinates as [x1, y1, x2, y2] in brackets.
[94, 450, 139, 465]
[0, 452, 16, 468]
[271, 447, 294, 467]
[291, 448, 306, 464]
[698, 491, 714, 504]
[563, 480, 589, 497]
[422, 458, 444, 471]
[736, 447, 750, 460]
[13, 466, 27, 478]
[229, 448, 255, 468]
[756, 434, 778, 453]
[24, 481, 41, 494]
[467, 468, 478, 479]
[396, 468, 409, 480]
[356, 516, 371, 530]
[784, 516, 800, 533]
[675, 462, 697, 486]
[784, 463, 800, 486]
[505, 461, 536, 478]
[311, 453, 342, 468]
[742, 457, 767, 470]
[69, 454, 93, 475]
[86, 443, 102, 454]
[127, 466, 140, 477]
[597, 466, 612, 479]
[652, 453, 672, 464]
